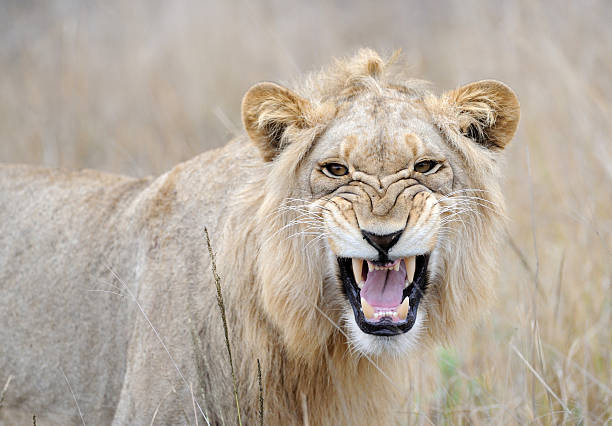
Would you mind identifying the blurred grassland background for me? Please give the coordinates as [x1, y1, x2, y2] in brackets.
[0, 0, 610, 424]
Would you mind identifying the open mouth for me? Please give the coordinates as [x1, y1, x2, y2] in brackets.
[338, 254, 430, 336]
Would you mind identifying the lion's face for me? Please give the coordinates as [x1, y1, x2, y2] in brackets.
[301, 92, 455, 354]
[242, 66, 519, 358]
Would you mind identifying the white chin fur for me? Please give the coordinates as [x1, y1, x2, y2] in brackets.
[343, 307, 426, 357]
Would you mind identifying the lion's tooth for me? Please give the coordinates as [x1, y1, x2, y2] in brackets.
[405, 256, 416, 283]
[361, 297, 375, 320]
[367, 261, 374, 272]
[394, 262, 400, 271]
[397, 297, 410, 321]
[352, 258, 364, 286]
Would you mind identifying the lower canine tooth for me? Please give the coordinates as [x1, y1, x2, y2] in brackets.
[361, 297, 375, 320]
[397, 297, 410, 321]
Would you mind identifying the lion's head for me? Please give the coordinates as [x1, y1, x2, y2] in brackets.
[240, 49, 519, 359]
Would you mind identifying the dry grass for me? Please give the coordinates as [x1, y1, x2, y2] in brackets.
[1, 1, 610, 424]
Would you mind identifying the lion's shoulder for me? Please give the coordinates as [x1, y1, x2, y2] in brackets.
[0, 164, 152, 235]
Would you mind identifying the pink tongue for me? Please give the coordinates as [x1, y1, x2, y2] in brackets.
[361, 262, 406, 308]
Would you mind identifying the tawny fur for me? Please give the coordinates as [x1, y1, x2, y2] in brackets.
[0, 49, 519, 425]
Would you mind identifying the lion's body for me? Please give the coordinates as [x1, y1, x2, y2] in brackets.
[0, 144, 401, 424]
[0, 153, 225, 424]
[0, 50, 519, 425]
[0, 166, 145, 424]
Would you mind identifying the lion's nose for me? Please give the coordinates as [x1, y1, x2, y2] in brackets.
[361, 230, 403, 255]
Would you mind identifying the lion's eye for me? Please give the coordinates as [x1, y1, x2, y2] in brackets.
[322, 163, 349, 177]
[414, 160, 438, 174]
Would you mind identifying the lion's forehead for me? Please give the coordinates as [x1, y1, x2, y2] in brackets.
[318, 98, 445, 176]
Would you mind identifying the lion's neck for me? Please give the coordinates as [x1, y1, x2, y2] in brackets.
[219, 168, 405, 423]
[238, 323, 404, 424]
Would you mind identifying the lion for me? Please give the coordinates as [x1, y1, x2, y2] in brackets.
[0, 49, 519, 425]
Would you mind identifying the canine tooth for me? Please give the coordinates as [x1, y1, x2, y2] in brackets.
[405, 256, 416, 283]
[352, 258, 364, 286]
[361, 297, 375, 320]
[397, 297, 410, 320]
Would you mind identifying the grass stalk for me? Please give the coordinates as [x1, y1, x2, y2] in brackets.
[204, 227, 242, 426]
[0, 375, 13, 410]
[257, 359, 264, 426]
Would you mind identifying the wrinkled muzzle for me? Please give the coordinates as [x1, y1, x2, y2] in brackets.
[321, 187, 440, 337]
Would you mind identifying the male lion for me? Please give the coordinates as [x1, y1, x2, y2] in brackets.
[0, 49, 519, 425]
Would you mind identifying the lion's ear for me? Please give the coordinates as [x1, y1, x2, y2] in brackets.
[241, 82, 313, 161]
[447, 80, 520, 150]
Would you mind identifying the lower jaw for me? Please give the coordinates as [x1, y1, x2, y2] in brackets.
[337, 255, 430, 336]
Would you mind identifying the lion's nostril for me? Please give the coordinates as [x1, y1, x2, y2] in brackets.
[361, 230, 403, 254]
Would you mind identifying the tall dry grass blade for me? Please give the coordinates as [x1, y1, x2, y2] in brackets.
[511, 344, 570, 414]
[506, 235, 543, 295]
[190, 383, 199, 426]
[59, 367, 85, 426]
[257, 359, 264, 426]
[32, 415, 36, 426]
[0, 375, 12, 410]
[544, 343, 612, 397]
[526, 146, 542, 418]
[149, 388, 176, 426]
[204, 227, 242, 426]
